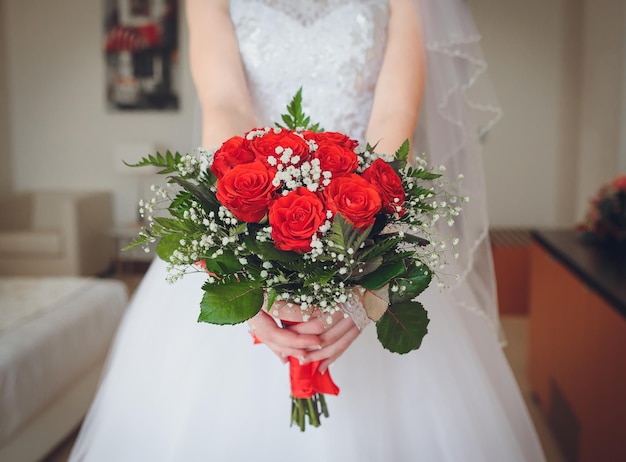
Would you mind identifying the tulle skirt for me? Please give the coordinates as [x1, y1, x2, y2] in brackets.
[69, 259, 545, 461]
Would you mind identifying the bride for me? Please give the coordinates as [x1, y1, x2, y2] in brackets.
[70, 0, 546, 460]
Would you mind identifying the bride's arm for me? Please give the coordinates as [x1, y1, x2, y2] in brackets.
[365, 0, 425, 154]
[187, 0, 324, 360]
[300, 0, 426, 373]
[186, 0, 426, 372]
[186, 0, 256, 146]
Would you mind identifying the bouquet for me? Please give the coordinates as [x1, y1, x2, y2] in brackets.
[128, 90, 464, 430]
[579, 174, 626, 245]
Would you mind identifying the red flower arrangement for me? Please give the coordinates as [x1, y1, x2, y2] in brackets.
[127, 90, 464, 430]
[579, 174, 626, 245]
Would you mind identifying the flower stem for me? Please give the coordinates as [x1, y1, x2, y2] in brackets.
[290, 394, 329, 431]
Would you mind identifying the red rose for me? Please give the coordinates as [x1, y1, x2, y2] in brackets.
[216, 160, 278, 223]
[612, 175, 626, 192]
[323, 174, 382, 230]
[210, 136, 255, 179]
[269, 187, 327, 253]
[247, 129, 310, 167]
[361, 158, 406, 215]
[312, 141, 359, 178]
[304, 131, 359, 150]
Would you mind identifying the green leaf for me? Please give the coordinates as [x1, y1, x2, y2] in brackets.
[201, 252, 243, 274]
[275, 88, 324, 132]
[169, 176, 220, 213]
[156, 234, 183, 261]
[350, 257, 382, 279]
[367, 214, 389, 239]
[376, 300, 429, 354]
[364, 141, 379, 153]
[327, 213, 370, 253]
[265, 288, 277, 312]
[199, 282, 264, 325]
[169, 190, 193, 213]
[122, 227, 155, 251]
[394, 140, 410, 162]
[358, 260, 406, 290]
[358, 235, 402, 263]
[405, 185, 432, 199]
[401, 233, 430, 247]
[152, 216, 191, 232]
[390, 262, 433, 303]
[390, 139, 409, 172]
[124, 150, 184, 175]
[387, 159, 406, 174]
[411, 169, 442, 181]
[230, 222, 248, 237]
[303, 266, 337, 287]
[242, 235, 300, 263]
[327, 213, 355, 250]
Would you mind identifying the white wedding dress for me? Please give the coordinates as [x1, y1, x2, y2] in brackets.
[70, 1, 546, 460]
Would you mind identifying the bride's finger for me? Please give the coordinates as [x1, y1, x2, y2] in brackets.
[317, 325, 361, 373]
[287, 318, 326, 335]
[318, 315, 357, 345]
[267, 330, 321, 352]
[301, 316, 360, 364]
[248, 310, 321, 352]
[288, 309, 349, 335]
[262, 342, 309, 363]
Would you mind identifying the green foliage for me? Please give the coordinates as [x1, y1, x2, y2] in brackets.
[387, 139, 410, 173]
[358, 260, 406, 290]
[376, 300, 429, 354]
[357, 235, 402, 263]
[124, 150, 184, 175]
[326, 214, 371, 254]
[350, 257, 382, 279]
[400, 233, 430, 247]
[242, 234, 300, 263]
[198, 282, 264, 325]
[395, 139, 410, 162]
[152, 216, 192, 233]
[410, 168, 442, 181]
[265, 287, 278, 312]
[389, 262, 433, 303]
[303, 266, 338, 287]
[169, 191, 194, 216]
[200, 251, 244, 274]
[169, 177, 220, 214]
[275, 88, 322, 132]
[156, 234, 184, 261]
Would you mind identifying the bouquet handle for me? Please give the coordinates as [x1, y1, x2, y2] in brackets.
[251, 322, 340, 430]
[288, 356, 339, 430]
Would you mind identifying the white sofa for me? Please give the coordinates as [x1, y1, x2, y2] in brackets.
[0, 191, 115, 276]
[0, 276, 128, 462]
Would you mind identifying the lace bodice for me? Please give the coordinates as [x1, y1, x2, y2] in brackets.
[229, 0, 389, 141]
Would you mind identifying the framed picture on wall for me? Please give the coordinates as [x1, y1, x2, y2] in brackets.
[104, 0, 179, 111]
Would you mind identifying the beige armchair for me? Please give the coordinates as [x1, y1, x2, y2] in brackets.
[0, 190, 115, 276]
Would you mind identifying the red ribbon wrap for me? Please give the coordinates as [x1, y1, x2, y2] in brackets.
[251, 327, 340, 399]
[287, 356, 339, 398]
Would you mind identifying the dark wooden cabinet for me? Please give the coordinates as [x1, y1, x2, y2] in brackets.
[528, 230, 626, 462]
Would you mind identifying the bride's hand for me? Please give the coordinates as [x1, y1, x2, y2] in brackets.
[289, 310, 361, 374]
[247, 307, 322, 363]
[248, 295, 366, 372]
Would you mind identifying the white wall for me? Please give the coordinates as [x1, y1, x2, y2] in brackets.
[2, 0, 625, 228]
[575, 0, 626, 218]
[3, 0, 196, 225]
[0, 0, 12, 196]
[470, 0, 625, 227]
[469, 0, 578, 227]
